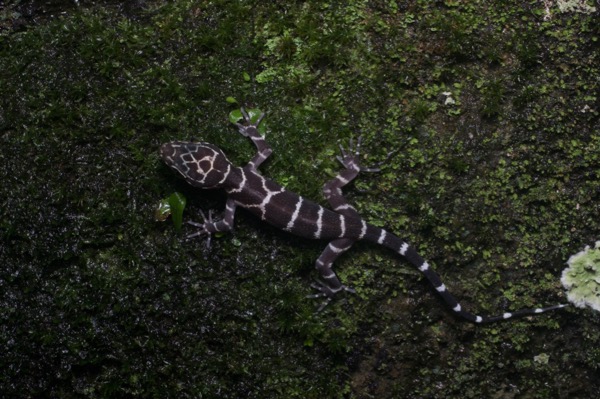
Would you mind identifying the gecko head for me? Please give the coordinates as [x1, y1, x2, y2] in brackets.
[160, 141, 232, 189]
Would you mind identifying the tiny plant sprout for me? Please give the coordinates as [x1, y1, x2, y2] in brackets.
[229, 108, 266, 133]
[561, 241, 600, 312]
[155, 192, 187, 231]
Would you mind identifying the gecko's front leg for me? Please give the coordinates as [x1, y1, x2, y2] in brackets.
[187, 198, 237, 247]
[235, 108, 272, 171]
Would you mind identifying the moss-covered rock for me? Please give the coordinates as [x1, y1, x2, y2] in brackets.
[1, 0, 598, 398]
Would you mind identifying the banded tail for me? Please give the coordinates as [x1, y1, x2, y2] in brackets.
[363, 225, 567, 323]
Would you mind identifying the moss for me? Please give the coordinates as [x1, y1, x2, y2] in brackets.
[1, 0, 599, 398]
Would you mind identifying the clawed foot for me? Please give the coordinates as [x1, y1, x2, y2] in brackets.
[235, 107, 265, 137]
[186, 209, 214, 247]
[307, 280, 356, 312]
[337, 136, 394, 173]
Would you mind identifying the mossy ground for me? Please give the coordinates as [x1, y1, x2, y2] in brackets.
[1, 1, 599, 397]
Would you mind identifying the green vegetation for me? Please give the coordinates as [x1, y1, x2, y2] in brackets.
[0, 0, 598, 397]
[562, 241, 600, 311]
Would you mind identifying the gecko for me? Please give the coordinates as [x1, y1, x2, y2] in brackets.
[160, 109, 567, 323]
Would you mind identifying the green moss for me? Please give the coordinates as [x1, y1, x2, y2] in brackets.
[1, 0, 598, 397]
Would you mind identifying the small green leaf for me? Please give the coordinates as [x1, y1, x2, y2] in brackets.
[245, 108, 263, 124]
[168, 192, 187, 231]
[225, 96, 237, 104]
[229, 109, 243, 124]
[242, 72, 251, 82]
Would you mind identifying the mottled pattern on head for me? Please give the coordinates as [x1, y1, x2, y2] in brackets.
[160, 141, 232, 189]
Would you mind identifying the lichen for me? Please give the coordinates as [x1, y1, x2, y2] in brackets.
[556, 0, 597, 14]
[561, 242, 600, 311]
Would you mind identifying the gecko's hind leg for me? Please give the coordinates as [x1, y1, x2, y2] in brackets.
[323, 137, 391, 217]
[307, 238, 356, 311]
